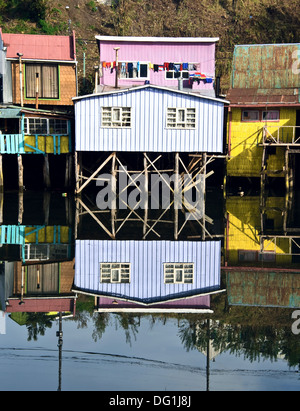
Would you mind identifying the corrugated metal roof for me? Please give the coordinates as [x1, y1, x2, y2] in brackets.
[74, 240, 221, 303]
[227, 43, 300, 105]
[226, 269, 300, 308]
[1, 31, 76, 61]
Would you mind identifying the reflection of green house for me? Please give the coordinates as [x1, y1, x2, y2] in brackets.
[225, 269, 300, 308]
[0, 224, 72, 262]
[226, 43, 300, 185]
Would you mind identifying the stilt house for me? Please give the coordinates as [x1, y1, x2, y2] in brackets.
[226, 43, 300, 191]
[73, 36, 228, 201]
[0, 29, 77, 190]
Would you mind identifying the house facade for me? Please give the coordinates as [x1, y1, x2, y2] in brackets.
[0, 28, 77, 189]
[95, 35, 219, 96]
[226, 43, 300, 187]
[74, 35, 228, 197]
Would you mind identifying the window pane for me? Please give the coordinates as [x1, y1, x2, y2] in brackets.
[242, 111, 259, 121]
[42, 65, 58, 99]
[26, 65, 41, 98]
[26, 118, 47, 134]
[140, 64, 148, 78]
[262, 111, 279, 121]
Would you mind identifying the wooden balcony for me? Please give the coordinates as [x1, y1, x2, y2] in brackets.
[0, 133, 71, 154]
[261, 125, 300, 146]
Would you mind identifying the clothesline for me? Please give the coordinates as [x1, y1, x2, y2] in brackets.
[101, 60, 214, 81]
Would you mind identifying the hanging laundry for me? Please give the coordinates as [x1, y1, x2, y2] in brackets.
[182, 63, 188, 70]
[174, 64, 180, 72]
[154, 64, 159, 72]
[158, 65, 164, 71]
[205, 77, 213, 83]
[169, 63, 174, 70]
[188, 63, 194, 71]
[164, 62, 169, 71]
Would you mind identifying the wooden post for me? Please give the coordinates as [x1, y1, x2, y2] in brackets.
[17, 154, 23, 191]
[43, 154, 51, 189]
[65, 153, 73, 189]
[0, 154, 3, 192]
[18, 191, 24, 224]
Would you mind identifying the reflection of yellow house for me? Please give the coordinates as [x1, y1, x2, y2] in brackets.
[225, 196, 292, 266]
[226, 44, 300, 181]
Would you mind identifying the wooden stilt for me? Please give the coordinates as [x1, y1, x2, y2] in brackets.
[18, 154, 23, 191]
[64, 153, 73, 189]
[18, 191, 24, 224]
[43, 154, 51, 189]
[76, 152, 114, 194]
[43, 191, 51, 225]
[0, 154, 3, 192]
[0, 192, 3, 224]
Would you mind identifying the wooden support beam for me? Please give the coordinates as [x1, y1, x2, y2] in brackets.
[18, 154, 24, 191]
[77, 197, 115, 239]
[43, 154, 51, 189]
[75, 152, 114, 194]
[0, 154, 3, 192]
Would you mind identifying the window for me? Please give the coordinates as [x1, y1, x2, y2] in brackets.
[25, 64, 59, 99]
[242, 110, 259, 121]
[120, 62, 149, 79]
[24, 118, 68, 135]
[262, 110, 280, 121]
[164, 263, 194, 284]
[102, 107, 131, 128]
[166, 108, 196, 129]
[100, 263, 131, 283]
[165, 64, 189, 80]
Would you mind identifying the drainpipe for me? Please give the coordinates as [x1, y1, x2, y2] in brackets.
[17, 53, 23, 107]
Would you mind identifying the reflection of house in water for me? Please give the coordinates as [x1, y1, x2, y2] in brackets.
[225, 194, 300, 267]
[0, 193, 76, 317]
[225, 268, 300, 309]
[73, 239, 224, 313]
[0, 260, 76, 315]
[224, 193, 300, 309]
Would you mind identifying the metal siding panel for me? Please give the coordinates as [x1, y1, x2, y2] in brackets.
[75, 87, 224, 153]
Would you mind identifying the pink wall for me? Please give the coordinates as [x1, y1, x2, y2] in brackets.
[98, 39, 216, 90]
[98, 295, 211, 308]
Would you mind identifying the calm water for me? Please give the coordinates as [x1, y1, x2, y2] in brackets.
[0, 188, 299, 393]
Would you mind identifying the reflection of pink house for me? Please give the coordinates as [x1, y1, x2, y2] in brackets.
[96, 295, 213, 314]
[96, 36, 219, 96]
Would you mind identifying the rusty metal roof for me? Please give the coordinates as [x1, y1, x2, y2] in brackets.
[227, 43, 300, 106]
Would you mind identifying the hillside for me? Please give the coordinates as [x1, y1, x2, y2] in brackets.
[0, 0, 299, 94]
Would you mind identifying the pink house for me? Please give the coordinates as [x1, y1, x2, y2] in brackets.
[95, 36, 219, 96]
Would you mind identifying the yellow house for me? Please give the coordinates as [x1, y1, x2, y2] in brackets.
[226, 44, 300, 186]
[225, 195, 294, 267]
